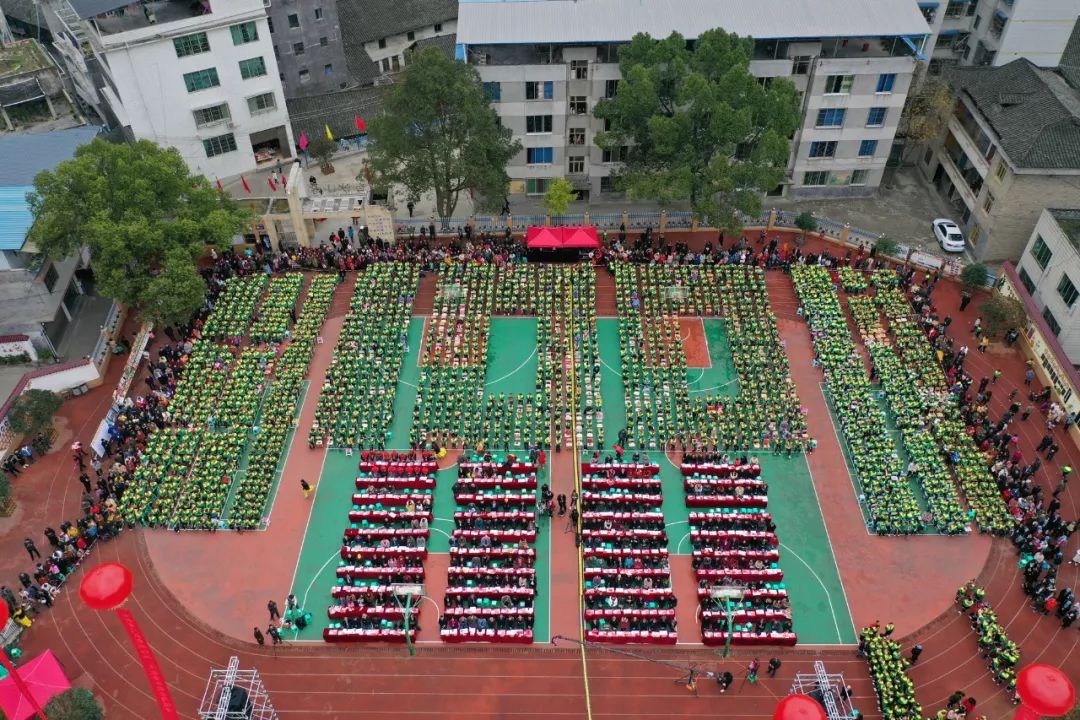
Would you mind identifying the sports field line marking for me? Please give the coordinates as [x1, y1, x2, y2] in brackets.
[300, 550, 340, 615]
[287, 445, 331, 601]
[778, 541, 843, 644]
[675, 531, 692, 554]
[687, 378, 738, 395]
[485, 346, 538, 387]
[600, 358, 622, 377]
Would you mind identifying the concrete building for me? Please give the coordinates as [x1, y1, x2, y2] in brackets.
[0, 124, 111, 356]
[263, 0, 350, 98]
[36, 0, 294, 181]
[456, 0, 932, 201]
[918, 23, 1080, 261]
[0, 37, 81, 131]
[925, 0, 1079, 74]
[338, 0, 457, 78]
[1012, 208, 1080, 367]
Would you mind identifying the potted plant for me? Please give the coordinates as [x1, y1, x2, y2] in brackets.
[309, 136, 337, 175]
[794, 211, 817, 245]
[8, 389, 62, 445]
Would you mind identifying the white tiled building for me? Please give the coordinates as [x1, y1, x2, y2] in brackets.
[457, 0, 931, 200]
[1014, 209, 1080, 365]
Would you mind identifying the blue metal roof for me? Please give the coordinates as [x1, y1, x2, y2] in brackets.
[0, 187, 35, 251]
[0, 125, 101, 187]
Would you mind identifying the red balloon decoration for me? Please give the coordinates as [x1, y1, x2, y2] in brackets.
[0, 602, 8, 627]
[1015, 664, 1076, 719]
[78, 562, 134, 611]
[774, 694, 828, 720]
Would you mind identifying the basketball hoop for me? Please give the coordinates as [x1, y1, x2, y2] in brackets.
[389, 584, 424, 657]
[390, 583, 424, 597]
[710, 586, 745, 602]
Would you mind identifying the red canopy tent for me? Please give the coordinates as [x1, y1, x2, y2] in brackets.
[0, 651, 72, 720]
[525, 226, 600, 250]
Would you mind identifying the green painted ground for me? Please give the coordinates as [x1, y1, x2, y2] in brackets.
[386, 318, 425, 448]
[485, 317, 538, 395]
[687, 319, 739, 398]
[597, 319, 626, 448]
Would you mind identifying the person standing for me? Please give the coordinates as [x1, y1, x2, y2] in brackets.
[909, 644, 923, 664]
[253, 627, 265, 646]
[406, 200, 415, 217]
[268, 599, 280, 622]
[882, 622, 895, 637]
[1025, 367, 1036, 386]
[268, 625, 283, 644]
[747, 658, 760, 684]
[767, 657, 782, 677]
[946, 690, 965, 709]
[959, 291, 972, 311]
[716, 671, 733, 693]
[300, 478, 313, 498]
[23, 538, 40, 560]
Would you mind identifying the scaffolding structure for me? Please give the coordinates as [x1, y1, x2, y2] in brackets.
[199, 656, 279, 720]
[788, 661, 855, 720]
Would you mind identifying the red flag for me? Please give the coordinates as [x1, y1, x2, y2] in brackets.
[241, 175, 251, 193]
[299, 132, 309, 152]
[281, 174, 288, 188]
[355, 115, 367, 133]
[215, 178, 223, 190]
[268, 177, 278, 191]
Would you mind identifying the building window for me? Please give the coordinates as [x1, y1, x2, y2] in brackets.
[267, 17, 274, 33]
[287, 13, 300, 28]
[600, 176, 615, 193]
[601, 146, 628, 163]
[230, 21, 259, 45]
[1058, 274, 1080, 308]
[320, 36, 328, 47]
[192, 103, 230, 128]
[1018, 266, 1037, 294]
[525, 81, 553, 100]
[569, 155, 585, 174]
[1043, 306, 1061, 336]
[850, 169, 869, 185]
[378, 38, 387, 49]
[858, 139, 878, 157]
[803, 171, 829, 186]
[183, 68, 220, 92]
[605, 79, 618, 98]
[945, 1, 966, 18]
[808, 141, 837, 158]
[526, 147, 553, 165]
[994, 161, 1007, 182]
[920, 5, 936, 23]
[815, 108, 845, 128]
[293, 42, 305, 55]
[866, 107, 887, 126]
[525, 178, 549, 195]
[990, 13, 1007, 38]
[174, 32, 210, 57]
[1030, 235, 1053, 269]
[41, 264, 58, 293]
[482, 82, 501, 102]
[569, 128, 585, 145]
[824, 75, 853, 94]
[299, 69, 310, 84]
[792, 56, 811, 75]
[239, 57, 267, 79]
[324, 63, 334, 76]
[381, 59, 390, 72]
[314, 7, 323, 20]
[435, 23, 443, 32]
[526, 115, 553, 134]
[247, 92, 277, 115]
[571, 60, 588, 79]
[407, 31, 415, 42]
[203, 132, 237, 158]
[569, 96, 587, 114]
[758, 76, 774, 90]
[392, 56, 400, 71]
[876, 73, 896, 93]
[983, 192, 995, 214]
[923, 147, 934, 165]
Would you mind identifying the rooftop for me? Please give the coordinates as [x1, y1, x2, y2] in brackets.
[0, 125, 102, 186]
[457, 0, 931, 45]
[0, 40, 52, 78]
[945, 59, 1080, 170]
[337, 0, 457, 46]
[81, 0, 211, 36]
[1050, 209, 1080, 251]
[0, 186, 35, 251]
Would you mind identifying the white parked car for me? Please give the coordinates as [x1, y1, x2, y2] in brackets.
[932, 219, 966, 253]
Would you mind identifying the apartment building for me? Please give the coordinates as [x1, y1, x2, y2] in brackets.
[918, 23, 1080, 261]
[338, 0, 457, 79]
[1013, 209, 1080, 365]
[926, 0, 1079, 73]
[263, 0, 350, 98]
[457, 0, 931, 200]
[35, 0, 293, 181]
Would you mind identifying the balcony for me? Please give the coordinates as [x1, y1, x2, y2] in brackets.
[467, 44, 562, 67]
[946, 117, 990, 178]
[942, 134, 984, 198]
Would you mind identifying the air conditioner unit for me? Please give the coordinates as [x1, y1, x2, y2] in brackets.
[226, 120, 236, 129]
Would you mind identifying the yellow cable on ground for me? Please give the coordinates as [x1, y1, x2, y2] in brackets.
[567, 273, 594, 720]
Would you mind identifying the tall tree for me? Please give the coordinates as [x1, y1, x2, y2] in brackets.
[366, 47, 521, 219]
[594, 30, 801, 232]
[27, 138, 250, 326]
[897, 73, 954, 153]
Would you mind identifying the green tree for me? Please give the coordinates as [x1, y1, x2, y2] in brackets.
[794, 211, 818, 242]
[875, 235, 900, 257]
[979, 293, 1028, 339]
[367, 47, 521, 219]
[961, 262, 989, 289]
[594, 29, 801, 233]
[542, 178, 579, 219]
[308, 135, 337, 171]
[8, 389, 62, 437]
[42, 688, 104, 720]
[27, 138, 250, 325]
[898, 74, 954, 153]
